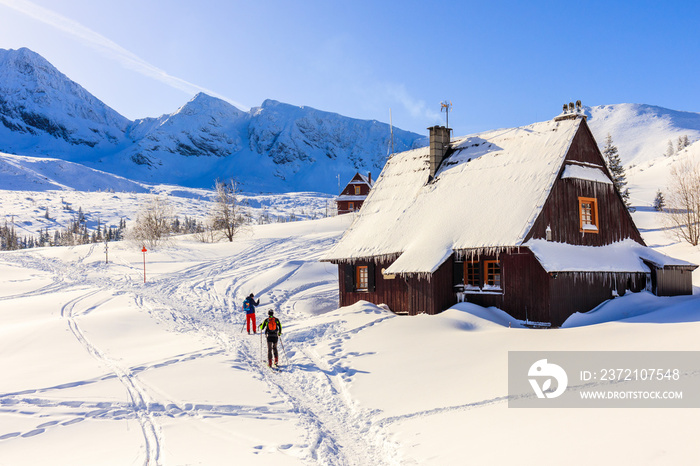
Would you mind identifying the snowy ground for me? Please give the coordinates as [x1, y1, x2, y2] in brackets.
[2, 146, 700, 465]
[1, 206, 699, 465]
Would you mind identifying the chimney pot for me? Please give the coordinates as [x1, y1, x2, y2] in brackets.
[428, 125, 450, 179]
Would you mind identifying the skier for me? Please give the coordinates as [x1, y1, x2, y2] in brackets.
[243, 293, 260, 334]
[260, 310, 282, 367]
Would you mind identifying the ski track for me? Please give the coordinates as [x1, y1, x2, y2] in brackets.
[60, 289, 161, 466]
[0, 233, 404, 465]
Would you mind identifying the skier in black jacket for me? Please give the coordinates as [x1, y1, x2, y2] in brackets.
[259, 310, 282, 367]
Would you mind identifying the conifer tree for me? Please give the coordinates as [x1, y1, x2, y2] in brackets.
[603, 134, 631, 209]
[665, 140, 675, 157]
[653, 189, 665, 211]
[677, 134, 690, 152]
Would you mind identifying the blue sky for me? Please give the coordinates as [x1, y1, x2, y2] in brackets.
[1, 0, 699, 137]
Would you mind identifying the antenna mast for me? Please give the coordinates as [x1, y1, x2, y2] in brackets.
[388, 108, 395, 157]
[440, 100, 452, 130]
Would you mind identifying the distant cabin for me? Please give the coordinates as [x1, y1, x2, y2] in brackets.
[322, 106, 697, 327]
[336, 172, 373, 215]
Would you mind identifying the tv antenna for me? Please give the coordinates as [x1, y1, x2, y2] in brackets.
[388, 108, 395, 157]
[441, 100, 452, 130]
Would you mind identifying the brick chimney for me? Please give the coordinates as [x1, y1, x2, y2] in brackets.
[428, 125, 450, 179]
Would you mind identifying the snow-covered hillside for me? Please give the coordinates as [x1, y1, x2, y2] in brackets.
[1, 214, 699, 465]
[0, 150, 336, 245]
[587, 103, 700, 168]
[0, 152, 147, 193]
[586, 103, 700, 206]
[0, 48, 425, 194]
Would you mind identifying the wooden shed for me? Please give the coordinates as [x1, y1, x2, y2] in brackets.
[322, 108, 697, 326]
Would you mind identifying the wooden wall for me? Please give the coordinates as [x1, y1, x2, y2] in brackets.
[336, 250, 652, 326]
[652, 267, 695, 296]
[458, 250, 551, 324]
[502, 251, 552, 323]
[336, 200, 365, 214]
[549, 272, 648, 326]
[337, 258, 455, 315]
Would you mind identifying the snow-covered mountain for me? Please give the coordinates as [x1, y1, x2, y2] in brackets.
[0, 48, 129, 159]
[0, 48, 425, 193]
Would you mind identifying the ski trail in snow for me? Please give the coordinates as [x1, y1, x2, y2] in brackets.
[123, 232, 401, 464]
[1, 223, 402, 464]
[204, 236, 402, 465]
[61, 289, 161, 466]
[235, 323, 401, 466]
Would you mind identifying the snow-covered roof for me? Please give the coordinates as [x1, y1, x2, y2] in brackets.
[526, 239, 697, 273]
[323, 118, 582, 273]
[561, 163, 612, 185]
[336, 195, 368, 201]
[527, 239, 646, 273]
[352, 173, 373, 186]
[636, 245, 698, 269]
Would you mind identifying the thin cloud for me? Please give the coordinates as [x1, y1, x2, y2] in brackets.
[385, 83, 442, 124]
[0, 0, 249, 110]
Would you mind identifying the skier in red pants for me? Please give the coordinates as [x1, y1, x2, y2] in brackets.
[243, 293, 260, 334]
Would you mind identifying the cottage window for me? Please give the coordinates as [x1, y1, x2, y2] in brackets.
[579, 197, 599, 233]
[354, 185, 361, 195]
[484, 261, 501, 288]
[348, 202, 355, 211]
[356, 265, 369, 291]
[464, 261, 480, 287]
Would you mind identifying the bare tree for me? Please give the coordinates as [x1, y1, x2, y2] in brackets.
[129, 196, 173, 248]
[194, 217, 217, 243]
[662, 159, 700, 246]
[211, 179, 242, 242]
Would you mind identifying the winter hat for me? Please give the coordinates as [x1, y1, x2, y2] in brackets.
[249, 293, 254, 298]
[268, 310, 274, 316]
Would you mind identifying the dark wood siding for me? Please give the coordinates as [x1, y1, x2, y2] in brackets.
[527, 121, 645, 246]
[502, 251, 551, 323]
[549, 272, 648, 326]
[337, 258, 455, 315]
[652, 267, 695, 296]
[336, 200, 365, 214]
[455, 250, 551, 324]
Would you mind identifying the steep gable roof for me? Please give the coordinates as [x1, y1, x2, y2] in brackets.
[323, 118, 583, 274]
[337, 172, 373, 201]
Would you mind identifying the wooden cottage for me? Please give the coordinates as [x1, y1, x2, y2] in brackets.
[322, 109, 696, 326]
[336, 172, 373, 215]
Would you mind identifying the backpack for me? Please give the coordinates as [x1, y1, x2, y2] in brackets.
[267, 318, 277, 331]
[243, 300, 251, 312]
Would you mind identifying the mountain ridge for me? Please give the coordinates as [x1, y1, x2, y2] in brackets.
[0, 48, 425, 193]
[2, 48, 700, 195]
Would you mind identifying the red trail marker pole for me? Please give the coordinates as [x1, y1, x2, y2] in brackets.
[141, 246, 147, 283]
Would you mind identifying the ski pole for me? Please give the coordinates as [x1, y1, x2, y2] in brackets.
[279, 335, 289, 367]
